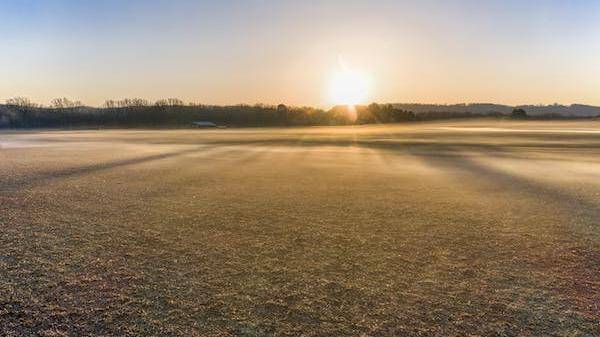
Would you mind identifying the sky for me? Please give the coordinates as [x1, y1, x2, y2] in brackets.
[1, 0, 600, 107]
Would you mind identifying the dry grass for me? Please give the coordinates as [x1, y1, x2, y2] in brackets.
[1, 120, 599, 336]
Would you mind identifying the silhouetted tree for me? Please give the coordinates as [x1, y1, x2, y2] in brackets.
[104, 100, 117, 108]
[359, 103, 415, 123]
[277, 104, 289, 123]
[0, 100, 588, 129]
[51, 97, 82, 109]
[155, 98, 184, 107]
[6, 97, 37, 108]
[512, 108, 527, 119]
[117, 98, 149, 107]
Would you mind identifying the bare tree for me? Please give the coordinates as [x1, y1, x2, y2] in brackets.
[117, 98, 149, 108]
[104, 100, 117, 108]
[155, 98, 184, 107]
[6, 97, 38, 107]
[51, 97, 82, 109]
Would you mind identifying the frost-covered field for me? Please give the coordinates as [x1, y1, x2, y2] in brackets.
[1, 120, 599, 336]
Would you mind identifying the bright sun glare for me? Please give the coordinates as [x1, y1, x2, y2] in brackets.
[329, 59, 369, 106]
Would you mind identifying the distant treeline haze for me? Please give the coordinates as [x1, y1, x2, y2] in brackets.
[1, 97, 599, 128]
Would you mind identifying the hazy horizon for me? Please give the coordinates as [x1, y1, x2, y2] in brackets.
[2, 0, 600, 107]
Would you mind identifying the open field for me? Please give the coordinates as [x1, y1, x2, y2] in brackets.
[1, 120, 599, 336]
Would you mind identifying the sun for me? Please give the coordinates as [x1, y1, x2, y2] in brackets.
[329, 62, 369, 106]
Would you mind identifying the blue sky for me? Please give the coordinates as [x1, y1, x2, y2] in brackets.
[1, 0, 599, 106]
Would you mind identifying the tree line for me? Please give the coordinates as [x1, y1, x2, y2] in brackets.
[0, 96, 570, 129]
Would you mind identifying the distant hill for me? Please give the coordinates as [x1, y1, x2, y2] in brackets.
[391, 103, 600, 117]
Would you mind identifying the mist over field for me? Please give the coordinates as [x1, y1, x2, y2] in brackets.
[1, 120, 598, 336]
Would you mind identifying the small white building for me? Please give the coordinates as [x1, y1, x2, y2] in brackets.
[192, 121, 222, 128]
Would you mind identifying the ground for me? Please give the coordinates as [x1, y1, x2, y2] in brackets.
[0, 120, 599, 336]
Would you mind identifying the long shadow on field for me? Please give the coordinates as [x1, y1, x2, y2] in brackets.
[404, 145, 600, 315]
[199, 137, 600, 156]
[1, 146, 208, 191]
[405, 146, 600, 222]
